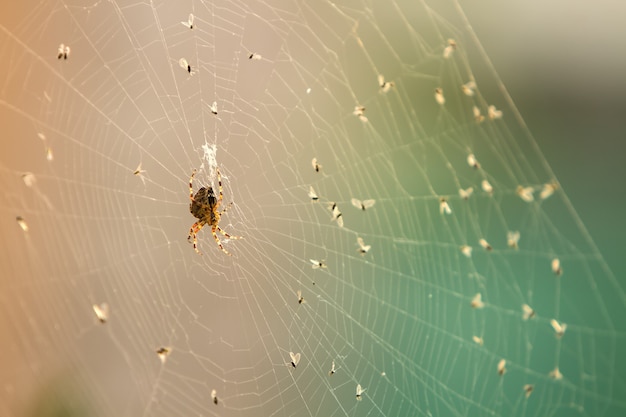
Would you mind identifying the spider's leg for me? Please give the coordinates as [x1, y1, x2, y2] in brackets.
[212, 226, 232, 256]
[189, 169, 197, 202]
[216, 225, 242, 240]
[188, 220, 206, 255]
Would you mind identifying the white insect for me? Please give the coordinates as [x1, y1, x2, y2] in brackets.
[93, 303, 109, 324]
[181, 13, 194, 29]
[378, 74, 395, 93]
[524, 384, 534, 398]
[434, 87, 445, 105]
[297, 290, 305, 304]
[459, 187, 474, 200]
[357, 237, 371, 255]
[467, 153, 480, 169]
[550, 319, 566, 338]
[473, 106, 485, 123]
[353, 105, 368, 122]
[329, 202, 344, 227]
[22, 172, 36, 188]
[211, 389, 218, 405]
[439, 197, 452, 215]
[16, 216, 28, 232]
[497, 359, 506, 376]
[481, 179, 493, 195]
[549, 367, 563, 380]
[522, 304, 536, 320]
[443, 38, 457, 59]
[356, 384, 366, 400]
[507, 231, 520, 249]
[540, 182, 558, 200]
[462, 81, 476, 96]
[329, 360, 337, 376]
[156, 347, 171, 364]
[289, 351, 301, 368]
[308, 186, 319, 201]
[57, 44, 70, 60]
[179, 58, 194, 75]
[209, 101, 218, 115]
[472, 335, 484, 346]
[517, 186, 534, 203]
[351, 198, 375, 211]
[248, 53, 262, 60]
[310, 259, 327, 269]
[460, 245, 473, 258]
[552, 258, 562, 276]
[488, 105, 503, 120]
[471, 293, 485, 309]
[312, 157, 322, 172]
[479, 238, 492, 251]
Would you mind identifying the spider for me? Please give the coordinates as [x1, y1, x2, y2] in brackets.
[188, 168, 241, 255]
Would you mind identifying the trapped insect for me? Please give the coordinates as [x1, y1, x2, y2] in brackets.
[351, 198, 375, 211]
[507, 231, 520, 249]
[549, 367, 563, 380]
[524, 384, 534, 398]
[460, 245, 473, 258]
[93, 303, 109, 324]
[472, 335, 484, 346]
[488, 105, 502, 120]
[551, 319, 566, 338]
[439, 197, 451, 215]
[522, 304, 536, 320]
[517, 186, 534, 203]
[471, 293, 485, 309]
[211, 389, 218, 405]
[551, 258, 562, 276]
[16, 216, 28, 232]
[249, 53, 262, 60]
[310, 259, 327, 269]
[497, 359, 506, 376]
[459, 187, 474, 200]
[289, 352, 301, 368]
[328, 360, 337, 376]
[329, 202, 344, 227]
[479, 238, 492, 251]
[356, 384, 366, 400]
[378, 74, 394, 93]
[312, 158, 321, 172]
[353, 105, 368, 122]
[57, 44, 70, 59]
[481, 180, 493, 195]
[467, 153, 480, 169]
[156, 347, 171, 364]
[443, 38, 457, 59]
[434, 88, 445, 105]
[179, 58, 194, 75]
[181, 13, 194, 29]
[308, 186, 319, 201]
[357, 237, 371, 255]
[540, 182, 558, 200]
[473, 106, 485, 123]
[297, 290, 305, 304]
[462, 81, 476, 96]
[209, 101, 218, 115]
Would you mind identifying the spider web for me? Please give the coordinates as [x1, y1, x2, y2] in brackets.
[1, 1, 625, 416]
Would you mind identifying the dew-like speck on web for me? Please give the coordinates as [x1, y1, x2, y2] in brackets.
[351, 198, 375, 211]
[92, 303, 109, 324]
[471, 293, 485, 309]
[522, 304, 536, 320]
[507, 231, 520, 249]
[289, 352, 301, 368]
[439, 197, 451, 215]
[497, 359, 506, 376]
[181, 13, 194, 29]
[434, 88, 445, 106]
[517, 185, 534, 203]
[551, 319, 566, 338]
[459, 187, 473, 200]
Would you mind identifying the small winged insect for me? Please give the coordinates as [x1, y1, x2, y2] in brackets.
[181, 13, 194, 29]
[179, 58, 193, 74]
[488, 105, 503, 120]
[550, 319, 566, 338]
[310, 259, 327, 269]
[378, 74, 394, 93]
[351, 198, 375, 211]
[22, 172, 36, 188]
[459, 187, 474, 200]
[540, 182, 558, 200]
[329, 202, 343, 227]
[308, 186, 319, 201]
[522, 304, 536, 320]
[209, 101, 218, 115]
[479, 238, 492, 251]
[549, 367, 563, 380]
[460, 245, 473, 258]
[517, 186, 534, 203]
[328, 360, 337, 376]
[57, 44, 70, 60]
[467, 153, 480, 169]
[471, 293, 485, 309]
[46, 147, 54, 161]
[481, 179, 493, 195]
[356, 384, 366, 400]
[443, 38, 457, 59]
[551, 258, 562, 276]
[289, 351, 301, 368]
[211, 389, 218, 405]
[297, 290, 305, 304]
[507, 231, 520, 249]
[357, 237, 371, 255]
[312, 157, 321, 172]
[473, 106, 485, 123]
[248, 53, 262, 60]
[93, 303, 109, 324]
[497, 359, 507, 376]
[472, 335, 484, 346]
[353, 105, 367, 122]
[434, 87, 445, 105]
[16, 216, 28, 232]
[439, 197, 451, 215]
[524, 384, 534, 398]
[462, 81, 476, 96]
[156, 347, 171, 364]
